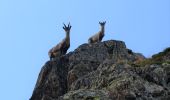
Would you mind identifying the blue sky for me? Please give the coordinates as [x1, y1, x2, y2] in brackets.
[0, 0, 170, 100]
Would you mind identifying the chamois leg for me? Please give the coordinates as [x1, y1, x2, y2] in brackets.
[88, 39, 91, 43]
[49, 52, 59, 61]
[88, 38, 93, 44]
[50, 54, 54, 61]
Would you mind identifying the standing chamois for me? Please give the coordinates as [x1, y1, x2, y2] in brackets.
[88, 21, 106, 43]
[48, 23, 71, 60]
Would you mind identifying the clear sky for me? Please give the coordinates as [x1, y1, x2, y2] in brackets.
[0, 0, 170, 100]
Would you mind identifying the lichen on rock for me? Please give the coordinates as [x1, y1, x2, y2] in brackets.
[30, 40, 170, 100]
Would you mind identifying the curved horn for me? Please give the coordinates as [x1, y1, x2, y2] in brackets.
[69, 22, 71, 29]
[68, 22, 70, 27]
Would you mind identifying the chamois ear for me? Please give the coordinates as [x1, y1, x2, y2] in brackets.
[99, 22, 101, 24]
[104, 21, 106, 24]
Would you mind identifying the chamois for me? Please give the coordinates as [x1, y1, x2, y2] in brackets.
[88, 21, 106, 43]
[48, 23, 71, 60]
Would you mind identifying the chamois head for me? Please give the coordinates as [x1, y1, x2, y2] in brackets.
[63, 23, 72, 33]
[99, 21, 106, 26]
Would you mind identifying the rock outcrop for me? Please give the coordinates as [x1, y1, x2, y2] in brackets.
[30, 40, 170, 100]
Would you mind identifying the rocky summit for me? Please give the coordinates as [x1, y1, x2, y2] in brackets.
[30, 40, 170, 100]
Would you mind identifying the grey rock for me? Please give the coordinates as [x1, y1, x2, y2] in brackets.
[30, 40, 170, 100]
[58, 89, 110, 100]
[30, 57, 69, 100]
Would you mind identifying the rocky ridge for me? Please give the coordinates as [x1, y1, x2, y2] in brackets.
[30, 40, 170, 100]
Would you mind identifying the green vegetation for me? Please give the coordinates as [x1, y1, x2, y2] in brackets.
[152, 47, 170, 61]
[133, 47, 170, 67]
[94, 96, 100, 100]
